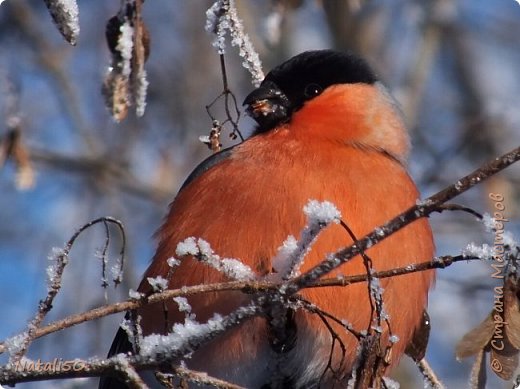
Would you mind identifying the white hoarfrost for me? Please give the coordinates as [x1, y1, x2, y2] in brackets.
[173, 297, 192, 314]
[147, 275, 168, 292]
[176, 237, 255, 281]
[44, 0, 80, 45]
[205, 0, 264, 85]
[482, 213, 496, 232]
[138, 303, 258, 360]
[116, 22, 134, 77]
[110, 259, 124, 284]
[46, 247, 67, 291]
[167, 257, 181, 268]
[139, 314, 225, 359]
[135, 68, 148, 117]
[273, 200, 341, 280]
[272, 235, 299, 278]
[128, 289, 143, 299]
[4, 332, 29, 357]
[303, 200, 342, 225]
[462, 242, 493, 259]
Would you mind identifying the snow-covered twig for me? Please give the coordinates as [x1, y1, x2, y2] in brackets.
[417, 358, 446, 389]
[176, 237, 255, 281]
[156, 366, 246, 389]
[206, 0, 264, 86]
[289, 146, 520, 294]
[4, 217, 125, 364]
[43, 0, 80, 45]
[0, 254, 482, 356]
[273, 200, 341, 280]
[112, 354, 149, 389]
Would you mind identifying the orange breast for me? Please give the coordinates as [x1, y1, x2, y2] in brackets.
[137, 125, 435, 386]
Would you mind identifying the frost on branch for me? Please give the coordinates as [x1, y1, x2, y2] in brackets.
[173, 297, 192, 314]
[139, 303, 259, 361]
[272, 235, 298, 278]
[273, 200, 341, 280]
[128, 289, 143, 299]
[205, 0, 264, 86]
[481, 212, 519, 251]
[176, 237, 255, 281]
[461, 211, 519, 260]
[139, 315, 226, 359]
[147, 276, 168, 292]
[167, 257, 180, 268]
[462, 242, 493, 259]
[368, 274, 389, 322]
[303, 199, 342, 225]
[43, 0, 80, 45]
[120, 315, 143, 351]
[4, 333, 29, 359]
[102, 0, 150, 122]
[46, 246, 68, 292]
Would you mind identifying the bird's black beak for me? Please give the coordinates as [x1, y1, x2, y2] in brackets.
[243, 80, 291, 133]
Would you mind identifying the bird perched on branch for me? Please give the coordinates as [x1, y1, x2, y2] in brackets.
[100, 49, 435, 388]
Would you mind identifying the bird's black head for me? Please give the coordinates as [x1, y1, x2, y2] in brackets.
[243, 50, 378, 134]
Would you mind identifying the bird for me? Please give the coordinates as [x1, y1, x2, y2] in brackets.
[99, 49, 435, 388]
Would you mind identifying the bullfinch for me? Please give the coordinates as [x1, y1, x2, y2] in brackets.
[100, 49, 435, 388]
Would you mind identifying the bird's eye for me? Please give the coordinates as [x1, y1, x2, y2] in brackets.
[304, 83, 323, 98]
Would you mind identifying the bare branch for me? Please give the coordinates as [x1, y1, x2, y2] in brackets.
[164, 365, 246, 389]
[3, 217, 125, 363]
[0, 253, 477, 356]
[417, 358, 446, 389]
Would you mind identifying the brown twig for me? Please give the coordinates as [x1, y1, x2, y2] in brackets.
[1, 357, 244, 389]
[417, 358, 446, 389]
[0, 254, 476, 355]
[170, 365, 246, 389]
[0, 304, 260, 385]
[434, 203, 483, 219]
[204, 54, 244, 148]
[4, 217, 125, 363]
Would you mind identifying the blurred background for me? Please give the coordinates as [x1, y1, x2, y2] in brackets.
[0, 0, 519, 387]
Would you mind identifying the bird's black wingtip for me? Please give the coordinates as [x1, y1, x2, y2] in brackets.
[98, 326, 134, 389]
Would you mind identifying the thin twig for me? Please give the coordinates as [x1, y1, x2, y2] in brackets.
[0, 254, 477, 355]
[0, 304, 260, 385]
[171, 365, 246, 389]
[4, 217, 125, 362]
[417, 358, 446, 389]
[434, 203, 483, 219]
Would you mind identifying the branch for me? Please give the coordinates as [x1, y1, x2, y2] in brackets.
[0, 304, 260, 385]
[3, 217, 125, 362]
[417, 358, 446, 389]
[158, 366, 246, 389]
[206, 0, 264, 85]
[0, 254, 478, 355]
[289, 145, 520, 293]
